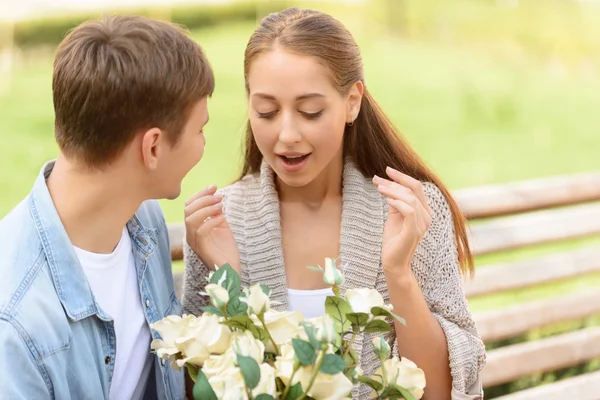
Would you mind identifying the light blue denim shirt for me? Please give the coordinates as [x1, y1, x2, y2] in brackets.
[0, 161, 185, 399]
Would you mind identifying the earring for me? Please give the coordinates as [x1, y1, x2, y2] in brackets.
[347, 119, 354, 127]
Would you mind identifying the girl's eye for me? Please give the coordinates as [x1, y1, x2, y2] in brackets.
[301, 110, 323, 119]
[257, 111, 278, 119]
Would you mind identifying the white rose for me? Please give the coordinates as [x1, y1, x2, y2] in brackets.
[373, 356, 426, 399]
[205, 283, 230, 308]
[221, 383, 248, 400]
[231, 330, 265, 364]
[274, 342, 297, 383]
[306, 368, 354, 400]
[253, 363, 277, 398]
[345, 288, 392, 319]
[275, 344, 353, 400]
[246, 283, 271, 315]
[150, 314, 196, 360]
[208, 366, 247, 400]
[202, 350, 236, 380]
[174, 313, 232, 367]
[371, 336, 391, 361]
[323, 257, 344, 286]
[308, 314, 337, 344]
[252, 310, 304, 353]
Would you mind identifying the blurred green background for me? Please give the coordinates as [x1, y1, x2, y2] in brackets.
[1, 0, 600, 397]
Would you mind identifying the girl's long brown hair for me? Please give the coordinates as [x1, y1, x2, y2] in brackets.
[240, 7, 473, 275]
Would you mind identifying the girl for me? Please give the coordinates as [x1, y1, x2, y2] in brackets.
[182, 7, 485, 399]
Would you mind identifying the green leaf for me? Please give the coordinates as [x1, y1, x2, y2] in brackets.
[222, 314, 261, 338]
[319, 354, 346, 375]
[259, 284, 271, 296]
[284, 382, 304, 400]
[363, 319, 392, 333]
[371, 306, 406, 326]
[186, 364, 200, 383]
[255, 395, 276, 400]
[383, 384, 418, 400]
[254, 326, 270, 343]
[325, 296, 353, 333]
[302, 322, 321, 350]
[292, 338, 317, 366]
[236, 354, 261, 389]
[347, 312, 370, 328]
[209, 264, 241, 300]
[357, 375, 384, 391]
[192, 369, 218, 400]
[227, 294, 248, 317]
[200, 305, 223, 317]
[306, 266, 323, 272]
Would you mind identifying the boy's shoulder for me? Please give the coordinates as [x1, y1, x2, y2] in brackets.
[0, 197, 46, 308]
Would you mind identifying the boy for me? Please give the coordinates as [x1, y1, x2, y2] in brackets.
[0, 15, 213, 399]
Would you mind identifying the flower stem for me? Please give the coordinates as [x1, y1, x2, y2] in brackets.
[332, 285, 340, 297]
[381, 361, 387, 387]
[281, 362, 300, 400]
[298, 350, 326, 400]
[341, 332, 357, 361]
[257, 313, 280, 355]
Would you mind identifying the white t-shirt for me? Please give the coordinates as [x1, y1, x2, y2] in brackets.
[287, 287, 333, 319]
[74, 228, 152, 400]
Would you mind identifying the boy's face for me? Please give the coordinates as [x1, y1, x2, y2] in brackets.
[153, 97, 209, 200]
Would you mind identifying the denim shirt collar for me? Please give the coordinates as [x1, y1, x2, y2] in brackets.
[29, 160, 157, 322]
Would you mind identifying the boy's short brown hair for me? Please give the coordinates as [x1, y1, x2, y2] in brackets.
[52, 15, 214, 168]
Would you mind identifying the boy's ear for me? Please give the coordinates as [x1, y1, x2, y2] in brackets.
[140, 127, 163, 170]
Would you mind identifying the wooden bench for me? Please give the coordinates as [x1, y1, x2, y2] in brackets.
[169, 171, 600, 399]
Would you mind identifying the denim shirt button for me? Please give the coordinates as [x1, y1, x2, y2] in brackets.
[161, 359, 166, 366]
[104, 356, 111, 365]
[145, 299, 150, 308]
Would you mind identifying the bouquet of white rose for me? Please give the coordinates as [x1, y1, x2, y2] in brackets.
[150, 258, 426, 400]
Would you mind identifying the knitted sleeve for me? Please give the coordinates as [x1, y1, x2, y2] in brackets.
[413, 182, 486, 398]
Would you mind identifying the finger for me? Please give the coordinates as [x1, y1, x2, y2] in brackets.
[184, 194, 222, 217]
[386, 198, 426, 235]
[379, 184, 428, 233]
[377, 183, 428, 224]
[185, 185, 217, 206]
[194, 214, 226, 238]
[384, 167, 432, 216]
[185, 202, 223, 229]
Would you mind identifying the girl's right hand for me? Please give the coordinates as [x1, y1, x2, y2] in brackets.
[184, 185, 241, 274]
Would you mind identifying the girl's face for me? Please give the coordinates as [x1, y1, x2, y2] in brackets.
[247, 49, 362, 188]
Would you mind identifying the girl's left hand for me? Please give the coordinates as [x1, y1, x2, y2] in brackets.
[373, 166, 433, 277]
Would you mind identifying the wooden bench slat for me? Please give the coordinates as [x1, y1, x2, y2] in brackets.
[168, 223, 185, 261]
[465, 247, 600, 297]
[492, 370, 600, 400]
[469, 203, 600, 255]
[482, 327, 600, 387]
[474, 290, 600, 342]
[453, 172, 600, 219]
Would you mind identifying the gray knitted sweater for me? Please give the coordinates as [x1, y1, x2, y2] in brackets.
[182, 160, 486, 399]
